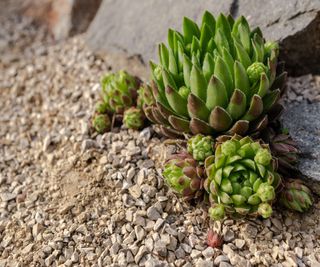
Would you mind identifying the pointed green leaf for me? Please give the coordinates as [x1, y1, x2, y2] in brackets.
[227, 14, 235, 28]
[262, 89, 280, 113]
[222, 47, 235, 77]
[168, 47, 178, 75]
[242, 94, 263, 121]
[252, 33, 265, 62]
[221, 178, 233, 194]
[226, 89, 246, 120]
[214, 56, 233, 98]
[190, 65, 207, 101]
[206, 75, 228, 110]
[183, 17, 200, 44]
[202, 52, 215, 82]
[257, 73, 269, 98]
[234, 40, 251, 69]
[183, 54, 192, 88]
[177, 42, 184, 72]
[207, 38, 217, 53]
[200, 23, 212, 51]
[167, 29, 175, 53]
[162, 69, 177, 91]
[214, 28, 230, 55]
[191, 36, 200, 55]
[165, 86, 189, 117]
[216, 13, 232, 42]
[192, 52, 201, 67]
[159, 43, 169, 69]
[234, 60, 250, 96]
[238, 23, 251, 55]
[202, 10, 216, 35]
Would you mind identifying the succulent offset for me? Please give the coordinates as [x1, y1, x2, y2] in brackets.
[162, 152, 205, 199]
[145, 11, 286, 138]
[123, 107, 145, 130]
[279, 179, 313, 212]
[204, 135, 281, 219]
[100, 70, 140, 114]
[92, 114, 111, 134]
[187, 134, 214, 162]
[261, 126, 299, 176]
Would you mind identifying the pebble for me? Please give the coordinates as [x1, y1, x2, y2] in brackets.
[147, 206, 161, 221]
[235, 239, 245, 249]
[214, 255, 230, 265]
[0, 192, 17, 202]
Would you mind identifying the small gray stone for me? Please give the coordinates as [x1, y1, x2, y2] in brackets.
[214, 255, 230, 266]
[154, 240, 167, 257]
[202, 247, 215, 259]
[129, 184, 142, 199]
[135, 246, 148, 264]
[223, 229, 235, 242]
[0, 192, 17, 202]
[153, 218, 165, 231]
[146, 206, 161, 221]
[219, 262, 233, 267]
[190, 249, 202, 259]
[235, 239, 245, 249]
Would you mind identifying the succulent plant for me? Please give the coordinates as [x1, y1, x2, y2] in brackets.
[207, 229, 223, 248]
[137, 84, 155, 110]
[279, 179, 313, 212]
[261, 126, 299, 176]
[204, 135, 281, 219]
[145, 12, 287, 138]
[162, 152, 205, 200]
[92, 114, 111, 134]
[95, 101, 109, 114]
[100, 70, 140, 114]
[123, 107, 145, 130]
[187, 134, 214, 162]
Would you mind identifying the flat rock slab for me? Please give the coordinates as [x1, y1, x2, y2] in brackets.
[86, 0, 320, 76]
[282, 101, 320, 194]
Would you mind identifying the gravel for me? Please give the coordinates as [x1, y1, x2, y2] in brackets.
[0, 5, 320, 267]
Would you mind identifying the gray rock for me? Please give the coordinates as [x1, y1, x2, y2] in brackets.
[237, 0, 320, 75]
[282, 101, 320, 194]
[146, 206, 161, 221]
[214, 255, 230, 266]
[86, 0, 320, 77]
[219, 262, 233, 267]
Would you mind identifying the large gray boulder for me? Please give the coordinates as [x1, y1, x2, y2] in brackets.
[86, 0, 320, 77]
[282, 101, 320, 195]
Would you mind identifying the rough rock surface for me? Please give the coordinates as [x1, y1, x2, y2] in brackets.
[86, 0, 320, 77]
[19, 0, 102, 40]
[282, 101, 320, 194]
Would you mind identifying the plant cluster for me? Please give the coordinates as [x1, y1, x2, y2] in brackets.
[92, 70, 151, 133]
[92, 12, 314, 219]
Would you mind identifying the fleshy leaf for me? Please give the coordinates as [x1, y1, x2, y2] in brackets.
[183, 17, 200, 44]
[188, 93, 210, 121]
[214, 56, 233, 97]
[165, 86, 189, 117]
[206, 75, 228, 110]
[168, 115, 190, 132]
[209, 106, 233, 132]
[234, 60, 250, 96]
[226, 89, 247, 120]
[242, 95, 263, 121]
[190, 65, 207, 101]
